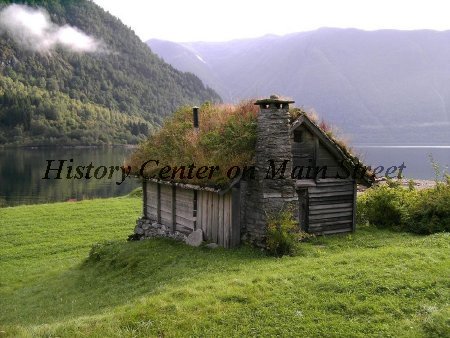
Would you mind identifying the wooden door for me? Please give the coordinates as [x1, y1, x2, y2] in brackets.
[297, 188, 308, 231]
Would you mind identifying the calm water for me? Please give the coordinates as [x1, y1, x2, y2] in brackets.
[0, 146, 449, 207]
[354, 146, 450, 180]
[0, 147, 139, 207]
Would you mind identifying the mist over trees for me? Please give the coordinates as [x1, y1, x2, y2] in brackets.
[0, 0, 221, 146]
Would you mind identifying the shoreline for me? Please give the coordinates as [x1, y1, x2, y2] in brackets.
[2, 143, 450, 149]
[376, 177, 439, 189]
[0, 144, 138, 150]
[355, 145, 450, 148]
[358, 178, 439, 192]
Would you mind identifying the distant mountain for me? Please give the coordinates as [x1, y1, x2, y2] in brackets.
[148, 29, 450, 145]
[0, 0, 220, 146]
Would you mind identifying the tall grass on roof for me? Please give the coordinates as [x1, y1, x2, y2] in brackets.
[128, 101, 259, 187]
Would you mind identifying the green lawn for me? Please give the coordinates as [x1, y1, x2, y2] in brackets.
[0, 196, 449, 337]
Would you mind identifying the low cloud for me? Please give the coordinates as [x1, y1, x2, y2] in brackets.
[0, 4, 104, 54]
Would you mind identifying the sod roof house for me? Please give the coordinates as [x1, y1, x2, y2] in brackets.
[129, 95, 374, 248]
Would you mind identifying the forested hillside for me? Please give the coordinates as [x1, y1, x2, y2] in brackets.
[0, 0, 220, 146]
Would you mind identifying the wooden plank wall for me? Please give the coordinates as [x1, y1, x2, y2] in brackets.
[145, 182, 158, 220]
[316, 143, 341, 178]
[159, 184, 173, 226]
[307, 180, 355, 234]
[144, 182, 239, 248]
[175, 188, 195, 234]
[292, 126, 315, 168]
[196, 190, 236, 248]
[291, 123, 357, 234]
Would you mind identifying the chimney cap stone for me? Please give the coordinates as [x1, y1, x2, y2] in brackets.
[254, 95, 295, 107]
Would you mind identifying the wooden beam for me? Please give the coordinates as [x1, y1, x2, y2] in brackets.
[212, 194, 219, 243]
[231, 186, 241, 247]
[197, 191, 202, 231]
[223, 193, 231, 248]
[218, 195, 224, 246]
[142, 180, 148, 219]
[309, 207, 353, 215]
[172, 185, 176, 233]
[298, 188, 308, 232]
[309, 211, 353, 220]
[193, 190, 198, 230]
[352, 181, 357, 232]
[146, 178, 221, 193]
[157, 183, 161, 224]
[206, 192, 211, 241]
[309, 203, 353, 210]
[309, 185, 354, 194]
[308, 219, 353, 227]
[313, 136, 319, 179]
[308, 191, 354, 198]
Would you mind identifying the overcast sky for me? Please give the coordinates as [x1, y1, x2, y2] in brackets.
[93, 0, 450, 42]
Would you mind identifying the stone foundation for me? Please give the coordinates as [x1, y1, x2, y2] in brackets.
[132, 217, 187, 242]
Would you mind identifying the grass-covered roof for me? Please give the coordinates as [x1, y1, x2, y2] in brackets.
[128, 101, 258, 187]
[127, 101, 373, 188]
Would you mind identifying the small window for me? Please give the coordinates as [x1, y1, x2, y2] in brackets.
[293, 130, 303, 143]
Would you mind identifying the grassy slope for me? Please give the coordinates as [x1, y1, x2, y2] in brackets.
[0, 197, 449, 337]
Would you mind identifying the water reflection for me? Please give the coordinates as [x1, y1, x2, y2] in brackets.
[0, 147, 139, 207]
[0, 146, 449, 207]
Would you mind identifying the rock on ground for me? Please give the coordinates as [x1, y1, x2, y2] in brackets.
[186, 229, 203, 247]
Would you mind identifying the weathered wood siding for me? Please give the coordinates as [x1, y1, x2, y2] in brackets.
[159, 184, 173, 227]
[175, 188, 195, 234]
[196, 190, 239, 248]
[145, 182, 158, 220]
[291, 121, 357, 234]
[143, 182, 239, 248]
[307, 180, 355, 234]
[291, 123, 347, 179]
[317, 143, 341, 178]
[292, 125, 315, 169]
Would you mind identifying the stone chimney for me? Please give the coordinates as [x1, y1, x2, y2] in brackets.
[242, 95, 297, 246]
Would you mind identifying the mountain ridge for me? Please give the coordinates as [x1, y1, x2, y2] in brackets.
[147, 28, 450, 145]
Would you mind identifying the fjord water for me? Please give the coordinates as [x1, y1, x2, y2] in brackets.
[0, 147, 139, 207]
[0, 146, 449, 207]
[354, 146, 450, 180]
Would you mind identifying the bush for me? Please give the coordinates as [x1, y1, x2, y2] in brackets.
[357, 185, 413, 229]
[357, 182, 450, 234]
[266, 210, 299, 257]
[85, 241, 115, 263]
[406, 184, 450, 234]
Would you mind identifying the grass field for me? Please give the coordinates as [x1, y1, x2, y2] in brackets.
[0, 195, 449, 337]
